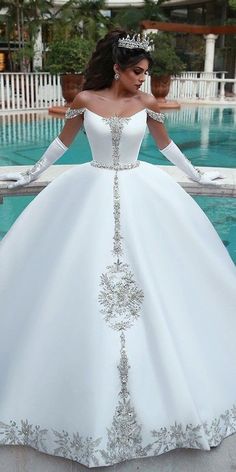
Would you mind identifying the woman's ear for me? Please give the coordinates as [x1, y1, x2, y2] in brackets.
[113, 63, 120, 74]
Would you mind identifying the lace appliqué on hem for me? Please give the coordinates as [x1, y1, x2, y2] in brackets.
[1, 405, 236, 467]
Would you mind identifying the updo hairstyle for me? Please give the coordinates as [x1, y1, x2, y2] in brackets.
[82, 29, 153, 91]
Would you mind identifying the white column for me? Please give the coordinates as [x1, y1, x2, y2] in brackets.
[33, 26, 43, 71]
[144, 28, 158, 34]
[204, 34, 218, 73]
[233, 56, 236, 95]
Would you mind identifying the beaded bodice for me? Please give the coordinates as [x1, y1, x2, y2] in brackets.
[65, 108, 165, 170]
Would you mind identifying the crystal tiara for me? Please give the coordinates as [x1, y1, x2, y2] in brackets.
[118, 33, 150, 52]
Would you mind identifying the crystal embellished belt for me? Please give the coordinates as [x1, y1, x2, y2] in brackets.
[90, 160, 140, 170]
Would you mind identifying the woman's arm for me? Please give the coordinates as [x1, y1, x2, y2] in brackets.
[141, 93, 171, 149]
[141, 94, 224, 185]
[58, 92, 87, 147]
[0, 93, 86, 189]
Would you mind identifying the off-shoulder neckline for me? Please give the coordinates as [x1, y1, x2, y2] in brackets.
[65, 107, 165, 122]
[85, 107, 146, 119]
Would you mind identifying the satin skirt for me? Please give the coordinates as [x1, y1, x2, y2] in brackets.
[0, 161, 235, 468]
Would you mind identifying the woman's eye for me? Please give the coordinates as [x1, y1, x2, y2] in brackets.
[134, 70, 149, 75]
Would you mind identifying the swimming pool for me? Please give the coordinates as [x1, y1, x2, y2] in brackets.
[0, 106, 235, 263]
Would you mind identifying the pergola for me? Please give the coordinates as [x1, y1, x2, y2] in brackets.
[141, 21, 236, 74]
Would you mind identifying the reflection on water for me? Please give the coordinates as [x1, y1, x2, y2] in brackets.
[141, 106, 236, 168]
[0, 112, 62, 145]
[165, 105, 236, 126]
[166, 106, 236, 156]
[0, 111, 91, 167]
[193, 196, 236, 264]
[0, 106, 236, 166]
[1, 106, 236, 143]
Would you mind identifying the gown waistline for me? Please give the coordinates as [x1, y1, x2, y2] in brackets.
[90, 160, 140, 171]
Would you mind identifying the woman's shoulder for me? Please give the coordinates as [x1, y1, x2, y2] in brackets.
[69, 90, 107, 111]
[137, 92, 165, 123]
[69, 91, 91, 110]
[138, 91, 162, 113]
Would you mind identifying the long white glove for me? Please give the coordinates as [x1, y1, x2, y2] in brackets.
[160, 140, 224, 186]
[0, 137, 68, 189]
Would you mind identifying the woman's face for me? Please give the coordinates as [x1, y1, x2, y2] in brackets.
[114, 58, 149, 93]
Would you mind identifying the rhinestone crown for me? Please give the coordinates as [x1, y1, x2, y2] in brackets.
[118, 33, 150, 52]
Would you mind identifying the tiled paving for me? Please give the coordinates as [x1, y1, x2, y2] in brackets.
[0, 432, 236, 472]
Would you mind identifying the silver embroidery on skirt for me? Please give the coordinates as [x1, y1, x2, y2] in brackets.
[1, 404, 236, 467]
[97, 116, 146, 462]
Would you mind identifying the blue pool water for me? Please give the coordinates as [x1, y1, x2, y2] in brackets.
[0, 106, 235, 263]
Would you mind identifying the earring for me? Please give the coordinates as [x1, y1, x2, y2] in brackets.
[114, 72, 120, 80]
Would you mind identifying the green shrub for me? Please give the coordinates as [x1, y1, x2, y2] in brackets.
[45, 37, 95, 74]
[150, 32, 186, 77]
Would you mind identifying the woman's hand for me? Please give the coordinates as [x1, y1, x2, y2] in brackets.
[0, 172, 31, 189]
[0, 93, 86, 191]
[197, 170, 225, 186]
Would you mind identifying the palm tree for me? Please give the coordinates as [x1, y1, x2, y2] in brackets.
[229, 0, 236, 9]
[50, 0, 109, 43]
[0, 0, 16, 70]
[113, 0, 170, 32]
[1, 0, 54, 71]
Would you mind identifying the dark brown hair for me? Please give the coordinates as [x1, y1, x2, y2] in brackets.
[82, 29, 153, 91]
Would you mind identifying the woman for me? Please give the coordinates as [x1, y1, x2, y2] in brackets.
[0, 29, 235, 469]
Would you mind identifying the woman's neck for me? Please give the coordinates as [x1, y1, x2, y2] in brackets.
[96, 83, 136, 100]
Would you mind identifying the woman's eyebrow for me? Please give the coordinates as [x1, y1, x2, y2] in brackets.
[134, 67, 148, 72]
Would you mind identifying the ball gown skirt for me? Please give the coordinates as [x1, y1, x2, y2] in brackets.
[0, 108, 235, 468]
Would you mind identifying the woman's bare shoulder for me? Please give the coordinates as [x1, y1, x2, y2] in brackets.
[138, 91, 162, 113]
[70, 90, 93, 109]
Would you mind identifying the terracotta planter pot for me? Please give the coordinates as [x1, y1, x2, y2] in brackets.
[151, 75, 171, 102]
[60, 73, 84, 104]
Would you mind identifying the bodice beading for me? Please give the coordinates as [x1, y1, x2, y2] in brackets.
[65, 107, 165, 171]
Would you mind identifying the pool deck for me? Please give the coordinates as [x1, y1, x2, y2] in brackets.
[0, 164, 235, 203]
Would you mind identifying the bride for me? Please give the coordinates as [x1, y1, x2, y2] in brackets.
[0, 29, 235, 469]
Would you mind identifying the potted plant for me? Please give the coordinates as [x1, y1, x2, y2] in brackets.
[149, 32, 186, 103]
[45, 37, 95, 103]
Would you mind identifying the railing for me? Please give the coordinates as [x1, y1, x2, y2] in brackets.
[0, 73, 63, 111]
[168, 71, 236, 101]
[0, 71, 236, 112]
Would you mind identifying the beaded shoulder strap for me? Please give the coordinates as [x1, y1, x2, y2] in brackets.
[65, 108, 86, 119]
[146, 108, 165, 124]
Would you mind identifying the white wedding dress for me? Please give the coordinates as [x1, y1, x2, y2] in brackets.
[0, 108, 236, 468]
